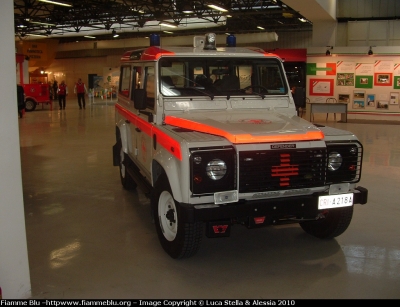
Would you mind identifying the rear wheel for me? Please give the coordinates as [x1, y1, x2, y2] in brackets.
[151, 173, 202, 259]
[117, 139, 137, 190]
[25, 99, 36, 112]
[300, 206, 354, 239]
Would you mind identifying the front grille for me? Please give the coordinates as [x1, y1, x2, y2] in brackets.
[239, 148, 326, 193]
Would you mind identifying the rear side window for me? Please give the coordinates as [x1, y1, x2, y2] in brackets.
[119, 65, 131, 97]
[144, 66, 155, 109]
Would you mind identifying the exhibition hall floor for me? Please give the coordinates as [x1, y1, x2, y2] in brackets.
[19, 100, 400, 299]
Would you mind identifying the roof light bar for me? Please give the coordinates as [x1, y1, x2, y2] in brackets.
[204, 33, 217, 50]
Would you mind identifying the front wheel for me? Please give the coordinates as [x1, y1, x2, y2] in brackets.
[300, 206, 354, 239]
[25, 99, 36, 112]
[151, 173, 202, 259]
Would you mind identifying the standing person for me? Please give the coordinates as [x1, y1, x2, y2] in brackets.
[48, 81, 54, 100]
[74, 78, 88, 109]
[57, 80, 68, 110]
[17, 84, 25, 118]
[53, 80, 58, 99]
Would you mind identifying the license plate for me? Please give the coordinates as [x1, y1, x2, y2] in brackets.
[318, 193, 353, 209]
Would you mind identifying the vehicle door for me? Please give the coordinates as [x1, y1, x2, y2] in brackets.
[134, 65, 155, 181]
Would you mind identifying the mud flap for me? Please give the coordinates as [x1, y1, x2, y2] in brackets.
[112, 143, 119, 166]
[206, 221, 231, 238]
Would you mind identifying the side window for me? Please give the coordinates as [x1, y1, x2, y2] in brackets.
[119, 65, 131, 97]
[130, 66, 142, 101]
[134, 66, 142, 89]
[144, 66, 155, 109]
[160, 61, 185, 96]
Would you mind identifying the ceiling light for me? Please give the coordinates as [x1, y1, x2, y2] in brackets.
[84, 35, 96, 39]
[298, 18, 307, 22]
[207, 4, 228, 12]
[38, 0, 72, 7]
[182, 4, 194, 14]
[30, 21, 56, 26]
[112, 30, 119, 38]
[368, 46, 373, 55]
[257, 26, 265, 30]
[26, 33, 48, 37]
[163, 31, 173, 34]
[159, 21, 178, 28]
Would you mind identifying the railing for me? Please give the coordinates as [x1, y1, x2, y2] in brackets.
[88, 88, 117, 105]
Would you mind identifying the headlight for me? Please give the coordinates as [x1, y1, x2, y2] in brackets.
[328, 152, 342, 171]
[326, 142, 363, 184]
[190, 147, 236, 195]
[206, 159, 227, 180]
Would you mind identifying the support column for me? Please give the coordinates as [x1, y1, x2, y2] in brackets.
[283, 0, 337, 46]
[0, 0, 31, 299]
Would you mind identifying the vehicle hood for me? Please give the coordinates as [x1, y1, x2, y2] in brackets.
[164, 110, 324, 144]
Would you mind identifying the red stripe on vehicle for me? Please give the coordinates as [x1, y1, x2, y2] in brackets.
[140, 47, 175, 60]
[165, 116, 324, 143]
[116, 104, 182, 160]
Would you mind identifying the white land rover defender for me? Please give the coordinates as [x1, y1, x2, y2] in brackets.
[113, 33, 368, 259]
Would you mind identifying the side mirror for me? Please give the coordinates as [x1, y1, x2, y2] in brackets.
[133, 89, 146, 110]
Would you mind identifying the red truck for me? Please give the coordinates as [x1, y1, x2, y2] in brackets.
[22, 83, 52, 112]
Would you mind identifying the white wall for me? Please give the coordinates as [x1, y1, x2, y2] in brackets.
[0, 0, 31, 299]
[307, 54, 400, 121]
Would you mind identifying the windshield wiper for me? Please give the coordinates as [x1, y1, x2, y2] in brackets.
[240, 85, 269, 99]
[189, 87, 215, 100]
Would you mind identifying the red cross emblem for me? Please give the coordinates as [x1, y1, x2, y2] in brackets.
[271, 153, 298, 187]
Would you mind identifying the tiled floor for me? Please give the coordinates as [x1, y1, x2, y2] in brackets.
[19, 101, 400, 299]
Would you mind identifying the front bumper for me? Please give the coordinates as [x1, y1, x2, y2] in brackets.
[180, 186, 368, 224]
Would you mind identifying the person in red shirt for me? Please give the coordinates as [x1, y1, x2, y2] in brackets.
[74, 78, 88, 109]
[57, 80, 68, 110]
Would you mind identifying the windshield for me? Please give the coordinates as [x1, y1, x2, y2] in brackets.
[159, 57, 288, 98]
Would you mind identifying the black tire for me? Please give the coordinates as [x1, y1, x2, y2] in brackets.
[25, 99, 36, 112]
[151, 173, 202, 259]
[300, 206, 354, 239]
[117, 139, 137, 190]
